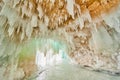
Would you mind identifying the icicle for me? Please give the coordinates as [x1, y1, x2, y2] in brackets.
[8, 27, 14, 36]
[78, 17, 84, 29]
[20, 28, 25, 41]
[64, 14, 67, 21]
[93, 23, 98, 32]
[0, 16, 7, 28]
[13, 0, 20, 7]
[66, 0, 75, 19]
[39, 21, 47, 34]
[35, 49, 46, 67]
[21, 2, 29, 18]
[82, 0, 86, 3]
[44, 15, 49, 26]
[46, 49, 54, 65]
[75, 3, 81, 15]
[31, 15, 38, 27]
[85, 10, 92, 22]
[82, 9, 92, 22]
[50, 0, 55, 4]
[37, 5, 43, 19]
[17, 25, 21, 34]
[29, 1, 33, 11]
[0, 5, 18, 27]
[26, 23, 32, 38]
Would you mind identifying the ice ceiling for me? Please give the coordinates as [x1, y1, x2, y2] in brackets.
[0, 0, 120, 80]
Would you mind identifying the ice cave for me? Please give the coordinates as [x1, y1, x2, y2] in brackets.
[0, 0, 120, 80]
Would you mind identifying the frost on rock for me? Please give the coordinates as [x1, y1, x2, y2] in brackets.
[102, 5, 120, 33]
[90, 26, 114, 55]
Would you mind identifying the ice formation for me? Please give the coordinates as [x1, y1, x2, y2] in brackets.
[0, 0, 120, 80]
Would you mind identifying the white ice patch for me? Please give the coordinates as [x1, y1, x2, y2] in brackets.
[0, 5, 18, 27]
[66, 0, 75, 19]
[36, 62, 120, 80]
[103, 16, 120, 33]
[36, 50, 46, 67]
[102, 5, 120, 33]
[35, 49, 69, 68]
[90, 26, 114, 54]
[81, 10, 92, 22]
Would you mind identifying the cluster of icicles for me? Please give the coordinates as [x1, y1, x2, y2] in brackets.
[0, 0, 77, 42]
[0, 0, 119, 44]
[0, 0, 120, 80]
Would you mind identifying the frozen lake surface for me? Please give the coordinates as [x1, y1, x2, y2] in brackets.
[32, 62, 120, 80]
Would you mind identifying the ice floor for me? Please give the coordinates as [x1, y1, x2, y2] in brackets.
[29, 62, 120, 80]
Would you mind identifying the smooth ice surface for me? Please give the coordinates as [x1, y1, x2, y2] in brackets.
[35, 62, 120, 80]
